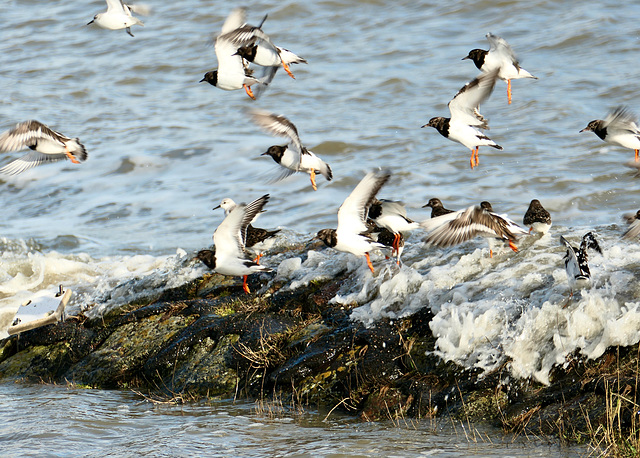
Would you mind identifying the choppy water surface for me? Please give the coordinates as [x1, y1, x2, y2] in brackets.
[1, 0, 640, 452]
[0, 384, 587, 457]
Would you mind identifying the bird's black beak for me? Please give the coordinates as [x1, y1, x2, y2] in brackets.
[461, 55, 470, 60]
[260, 151, 268, 156]
[212, 204, 221, 210]
[199, 77, 206, 83]
[87, 20, 94, 25]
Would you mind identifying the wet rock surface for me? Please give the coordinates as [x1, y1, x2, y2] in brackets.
[1, 253, 638, 444]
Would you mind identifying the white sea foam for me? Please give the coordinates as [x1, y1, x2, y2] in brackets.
[0, 239, 204, 338]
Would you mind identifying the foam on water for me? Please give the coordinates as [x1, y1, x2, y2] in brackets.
[275, 225, 640, 385]
[0, 238, 204, 338]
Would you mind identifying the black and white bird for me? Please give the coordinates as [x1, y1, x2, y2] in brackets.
[560, 232, 602, 298]
[249, 109, 332, 191]
[366, 220, 405, 266]
[200, 8, 268, 100]
[213, 195, 280, 263]
[235, 44, 307, 79]
[423, 198, 454, 218]
[316, 170, 390, 273]
[463, 33, 537, 105]
[580, 107, 640, 162]
[367, 198, 419, 256]
[622, 210, 640, 240]
[220, 14, 307, 80]
[0, 120, 88, 175]
[422, 70, 503, 169]
[523, 199, 552, 234]
[197, 194, 273, 294]
[88, 0, 149, 37]
[421, 201, 528, 258]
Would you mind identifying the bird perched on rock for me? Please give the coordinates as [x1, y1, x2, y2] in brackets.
[523, 199, 552, 234]
[421, 201, 528, 258]
[213, 195, 280, 263]
[560, 232, 602, 299]
[88, 0, 149, 37]
[200, 8, 269, 100]
[197, 195, 273, 294]
[622, 210, 640, 240]
[0, 120, 88, 175]
[422, 70, 502, 169]
[423, 198, 454, 218]
[463, 33, 537, 104]
[580, 106, 640, 162]
[316, 170, 390, 273]
[249, 109, 332, 191]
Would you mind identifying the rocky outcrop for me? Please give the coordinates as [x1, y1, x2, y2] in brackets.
[0, 255, 637, 445]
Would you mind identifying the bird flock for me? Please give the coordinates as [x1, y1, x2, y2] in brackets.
[2, 3, 640, 301]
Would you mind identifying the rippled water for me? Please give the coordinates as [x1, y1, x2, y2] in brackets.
[1, 0, 639, 452]
[0, 385, 587, 457]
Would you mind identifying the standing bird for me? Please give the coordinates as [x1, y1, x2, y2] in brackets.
[316, 170, 390, 273]
[249, 109, 332, 191]
[560, 232, 602, 299]
[0, 120, 88, 175]
[88, 0, 149, 37]
[213, 195, 280, 263]
[622, 210, 640, 240]
[421, 201, 528, 258]
[200, 8, 267, 100]
[422, 70, 503, 169]
[196, 195, 273, 294]
[463, 33, 537, 105]
[523, 199, 552, 234]
[423, 198, 454, 218]
[367, 198, 419, 256]
[580, 107, 640, 162]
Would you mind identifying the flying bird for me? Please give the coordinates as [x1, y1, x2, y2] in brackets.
[316, 170, 390, 273]
[88, 0, 149, 37]
[422, 70, 502, 169]
[463, 33, 537, 104]
[200, 8, 269, 100]
[580, 106, 640, 162]
[0, 120, 87, 175]
[421, 201, 528, 258]
[219, 15, 307, 79]
[367, 198, 419, 256]
[249, 109, 332, 191]
[622, 210, 640, 240]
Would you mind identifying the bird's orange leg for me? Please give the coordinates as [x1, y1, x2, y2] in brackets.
[528, 227, 533, 234]
[489, 249, 493, 258]
[242, 276, 251, 294]
[365, 253, 375, 273]
[282, 62, 295, 79]
[635, 149, 639, 162]
[254, 253, 262, 264]
[474, 147, 480, 167]
[65, 146, 80, 164]
[508, 240, 518, 252]
[309, 170, 318, 191]
[507, 79, 512, 104]
[243, 84, 256, 100]
[469, 149, 475, 169]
